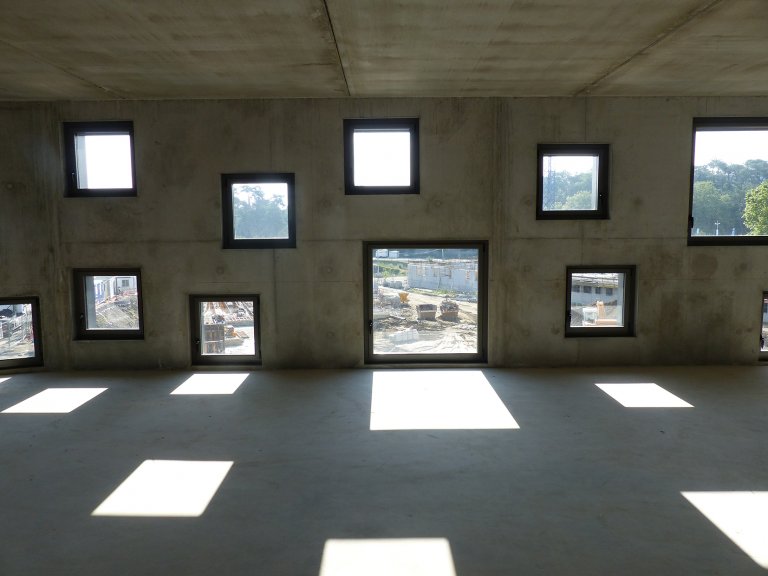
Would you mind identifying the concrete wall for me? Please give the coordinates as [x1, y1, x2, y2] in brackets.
[1, 97, 767, 369]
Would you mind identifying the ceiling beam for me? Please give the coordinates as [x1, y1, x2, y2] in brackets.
[573, 0, 726, 97]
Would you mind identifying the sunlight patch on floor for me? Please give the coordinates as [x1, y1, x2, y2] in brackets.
[2, 388, 107, 413]
[371, 370, 518, 430]
[596, 383, 693, 408]
[682, 491, 768, 568]
[171, 373, 249, 395]
[319, 538, 457, 576]
[92, 460, 233, 517]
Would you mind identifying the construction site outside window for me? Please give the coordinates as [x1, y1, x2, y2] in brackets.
[189, 295, 261, 366]
[73, 269, 144, 340]
[565, 266, 636, 338]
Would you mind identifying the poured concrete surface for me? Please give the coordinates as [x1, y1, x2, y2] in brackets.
[1, 366, 766, 575]
[1, 1, 768, 99]
[4, 96, 768, 370]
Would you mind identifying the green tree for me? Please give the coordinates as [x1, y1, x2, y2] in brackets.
[233, 185, 288, 239]
[692, 180, 734, 235]
[560, 189, 593, 210]
[743, 181, 768, 235]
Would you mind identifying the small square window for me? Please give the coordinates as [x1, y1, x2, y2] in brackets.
[0, 297, 43, 369]
[63, 121, 136, 197]
[537, 144, 609, 219]
[565, 266, 635, 337]
[73, 269, 144, 340]
[221, 173, 296, 249]
[190, 296, 261, 366]
[344, 118, 419, 195]
[689, 118, 768, 245]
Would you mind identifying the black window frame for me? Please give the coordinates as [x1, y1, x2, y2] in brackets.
[565, 265, 636, 338]
[189, 294, 262, 366]
[363, 241, 488, 364]
[0, 297, 43, 369]
[73, 268, 144, 340]
[344, 118, 420, 195]
[63, 121, 137, 197]
[536, 143, 609, 220]
[221, 172, 296, 249]
[688, 117, 768, 246]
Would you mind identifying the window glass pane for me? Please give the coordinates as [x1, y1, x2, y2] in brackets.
[84, 275, 140, 330]
[372, 248, 479, 355]
[569, 272, 624, 328]
[354, 131, 411, 186]
[75, 133, 133, 189]
[541, 155, 599, 211]
[0, 302, 37, 361]
[691, 128, 768, 237]
[232, 182, 290, 240]
[199, 300, 256, 356]
[761, 294, 768, 353]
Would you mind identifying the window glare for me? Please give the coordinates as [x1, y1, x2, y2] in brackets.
[76, 134, 133, 189]
[694, 130, 768, 166]
[354, 131, 410, 186]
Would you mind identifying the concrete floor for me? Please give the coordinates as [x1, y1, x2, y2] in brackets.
[0, 366, 766, 575]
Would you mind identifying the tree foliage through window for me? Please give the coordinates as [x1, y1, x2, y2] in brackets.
[692, 159, 768, 236]
[233, 184, 289, 240]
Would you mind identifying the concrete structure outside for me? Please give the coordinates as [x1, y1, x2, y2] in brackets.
[407, 261, 478, 294]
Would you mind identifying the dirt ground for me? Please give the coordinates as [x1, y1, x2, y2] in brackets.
[373, 285, 478, 354]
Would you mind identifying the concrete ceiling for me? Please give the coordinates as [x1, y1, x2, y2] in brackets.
[0, 0, 765, 100]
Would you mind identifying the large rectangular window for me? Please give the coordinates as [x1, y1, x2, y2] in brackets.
[0, 297, 43, 369]
[221, 173, 296, 249]
[344, 118, 419, 195]
[73, 269, 144, 340]
[565, 266, 636, 337]
[689, 118, 768, 245]
[189, 296, 261, 366]
[537, 144, 609, 219]
[63, 121, 136, 197]
[364, 242, 487, 363]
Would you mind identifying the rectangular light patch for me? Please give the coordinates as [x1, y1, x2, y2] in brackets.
[171, 373, 248, 395]
[0, 377, 10, 385]
[682, 491, 768, 568]
[93, 459, 233, 517]
[596, 383, 693, 408]
[371, 370, 518, 430]
[2, 388, 107, 414]
[319, 538, 456, 576]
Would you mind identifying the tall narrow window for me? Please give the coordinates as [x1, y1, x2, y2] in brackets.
[364, 242, 487, 363]
[565, 266, 636, 337]
[537, 144, 609, 219]
[73, 269, 144, 340]
[222, 173, 296, 249]
[189, 296, 261, 366]
[344, 118, 419, 195]
[63, 121, 136, 197]
[689, 118, 768, 245]
[0, 297, 43, 369]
